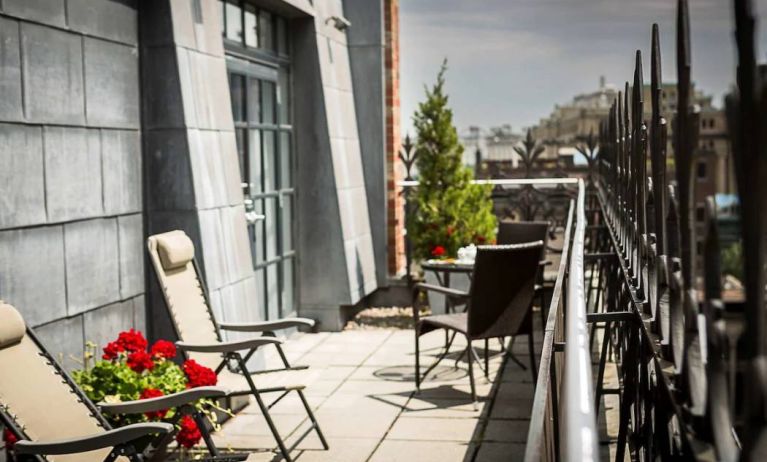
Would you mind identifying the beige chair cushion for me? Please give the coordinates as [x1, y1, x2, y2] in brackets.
[147, 232, 222, 371]
[155, 230, 195, 270]
[0, 330, 112, 461]
[0, 302, 25, 349]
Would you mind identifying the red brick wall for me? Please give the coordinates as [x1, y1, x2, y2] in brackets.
[384, 0, 404, 276]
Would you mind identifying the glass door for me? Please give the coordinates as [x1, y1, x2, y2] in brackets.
[229, 60, 294, 320]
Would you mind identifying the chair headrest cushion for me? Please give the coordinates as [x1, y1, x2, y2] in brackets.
[156, 231, 195, 270]
[0, 303, 26, 349]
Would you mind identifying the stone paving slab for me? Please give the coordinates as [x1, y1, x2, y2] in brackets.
[213, 328, 540, 461]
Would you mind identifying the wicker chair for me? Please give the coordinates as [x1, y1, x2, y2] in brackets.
[414, 241, 544, 404]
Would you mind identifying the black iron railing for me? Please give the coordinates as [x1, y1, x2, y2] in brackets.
[527, 0, 767, 460]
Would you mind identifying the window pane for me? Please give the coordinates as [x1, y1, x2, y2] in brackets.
[266, 264, 279, 320]
[259, 10, 274, 51]
[281, 193, 293, 252]
[697, 161, 707, 179]
[254, 268, 266, 318]
[276, 17, 288, 55]
[225, 0, 242, 42]
[248, 129, 262, 193]
[262, 130, 277, 191]
[253, 199, 265, 264]
[247, 78, 261, 123]
[219, 0, 225, 36]
[229, 73, 245, 122]
[278, 70, 290, 124]
[261, 81, 276, 124]
[282, 258, 294, 315]
[235, 128, 246, 184]
[280, 131, 292, 187]
[244, 4, 258, 47]
[265, 197, 278, 259]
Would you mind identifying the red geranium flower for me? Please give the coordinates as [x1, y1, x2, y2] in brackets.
[102, 329, 148, 360]
[183, 360, 217, 388]
[3, 428, 17, 450]
[431, 245, 446, 257]
[102, 340, 124, 360]
[150, 340, 177, 360]
[476, 235, 486, 244]
[139, 388, 168, 419]
[127, 350, 155, 373]
[176, 415, 202, 448]
[117, 329, 148, 353]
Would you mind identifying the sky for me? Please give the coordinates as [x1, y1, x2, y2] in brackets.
[400, 0, 767, 136]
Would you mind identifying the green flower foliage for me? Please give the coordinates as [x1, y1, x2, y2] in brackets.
[408, 60, 496, 260]
[73, 356, 187, 425]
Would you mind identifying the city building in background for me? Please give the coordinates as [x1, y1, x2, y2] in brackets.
[0, 0, 401, 371]
[460, 124, 523, 169]
[532, 76, 734, 260]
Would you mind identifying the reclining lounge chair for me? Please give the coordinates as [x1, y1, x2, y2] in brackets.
[0, 301, 229, 462]
[147, 230, 328, 462]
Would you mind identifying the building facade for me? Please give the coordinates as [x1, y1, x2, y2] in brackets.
[0, 0, 398, 371]
[460, 124, 523, 168]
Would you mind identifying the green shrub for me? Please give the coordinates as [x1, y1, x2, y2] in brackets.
[407, 61, 496, 260]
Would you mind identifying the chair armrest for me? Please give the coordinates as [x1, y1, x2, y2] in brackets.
[219, 317, 315, 332]
[415, 283, 469, 299]
[176, 337, 282, 353]
[99, 386, 228, 415]
[14, 422, 173, 455]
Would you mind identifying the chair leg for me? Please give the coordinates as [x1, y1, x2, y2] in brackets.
[422, 329, 456, 383]
[297, 389, 329, 450]
[235, 354, 293, 462]
[484, 338, 489, 379]
[466, 336, 477, 408]
[415, 327, 421, 391]
[528, 332, 537, 383]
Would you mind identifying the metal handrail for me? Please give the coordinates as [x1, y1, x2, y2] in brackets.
[561, 180, 598, 461]
[524, 180, 596, 462]
[397, 177, 579, 188]
[524, 195, 574, 462]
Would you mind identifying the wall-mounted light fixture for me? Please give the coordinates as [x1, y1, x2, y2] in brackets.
[326, 15, 351, 31]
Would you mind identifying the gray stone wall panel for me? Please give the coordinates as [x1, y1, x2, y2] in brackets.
[218, 130, 244, 206]
[144, 129, 196, 211]
[0, 17, 23, 121]
[195, 0, 225, 56]
[0, 124, 45, 228]
[132, 294, 146, 335]
[141, 46, 185, 129]
[118, 213, 144, 300]
[35, 316, 84, 373]
[64, 218, 120, 315]
[197, 208, 228, 291]
[44, 126, 103, 222]
[84, 38, 140, 128]
[83, 299, 135, 351]
[67, 0, 138, 45]
[3, 0, 66, 27]
[188, 129, 229, 209]
[21, 24, 85, 124]
[102, 129, 142, 215]
[220, 205, 252, 284]
[0, 226, 66, 326]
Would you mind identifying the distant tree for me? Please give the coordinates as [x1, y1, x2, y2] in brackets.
[408, 60, 497, 260]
